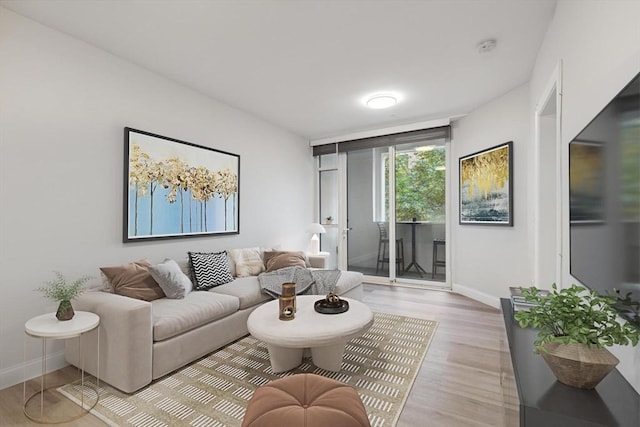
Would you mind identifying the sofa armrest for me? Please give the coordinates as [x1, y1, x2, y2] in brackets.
[65, 290, 153, 393]
[307, 252, 329, 269]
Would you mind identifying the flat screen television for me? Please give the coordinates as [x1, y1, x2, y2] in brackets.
[569, 72, 640, 328]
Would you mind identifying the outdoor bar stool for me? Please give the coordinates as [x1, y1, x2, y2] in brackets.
[376, 222, 405, 275]
[432, 238, 446, 278]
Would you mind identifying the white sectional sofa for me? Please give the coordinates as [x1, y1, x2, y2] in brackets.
[65, 256, 363, 393]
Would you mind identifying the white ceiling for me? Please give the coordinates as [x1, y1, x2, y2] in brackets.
[1, 0, 557, 140]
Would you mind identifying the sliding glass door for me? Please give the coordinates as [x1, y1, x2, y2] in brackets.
[393, 139, 447, 283]
[315, 126, 450, 287]
[342, 143, 448, 286]
[345, 147, 394, 279]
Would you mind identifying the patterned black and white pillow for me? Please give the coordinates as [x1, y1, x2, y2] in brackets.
[188, 251, 234, 290]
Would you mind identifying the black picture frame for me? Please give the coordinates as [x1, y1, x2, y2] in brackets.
[123, 127, 240, 242]
[459, 141, 513, 226]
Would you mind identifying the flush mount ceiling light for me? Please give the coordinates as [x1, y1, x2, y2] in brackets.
[364, 93, 399, 109]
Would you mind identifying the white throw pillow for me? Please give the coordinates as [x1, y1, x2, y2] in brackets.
[235, 260, 265, 277]
[228, 247, 265, 277]
[149, 258, 193, 299]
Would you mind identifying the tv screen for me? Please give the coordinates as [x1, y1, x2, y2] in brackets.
[569, 72, 640, 328]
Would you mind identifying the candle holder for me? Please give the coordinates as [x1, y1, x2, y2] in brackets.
[279, 282, 296, 320]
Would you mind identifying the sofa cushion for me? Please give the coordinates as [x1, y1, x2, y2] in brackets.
[334, 271, 363, 296]
[228, 247, 265, 277]
[209, 276, 272, 309]
[176, 258, 193, 279]
[242, 373, 370, 427]
[151, 291, 239, 341]
[263, 251, 309, 272]
[188, 251, 234, 290]
[236, 261, 265, 277]
[149, 258, 193, 299]
[100, 259, 165, 301]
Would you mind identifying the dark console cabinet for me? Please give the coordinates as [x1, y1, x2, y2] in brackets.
[500, 299, 640, 427]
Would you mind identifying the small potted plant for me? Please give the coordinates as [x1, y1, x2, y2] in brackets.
[37, 272, 91, 321]
[325, 216, 333, 224]
[514, 284, 639, 389]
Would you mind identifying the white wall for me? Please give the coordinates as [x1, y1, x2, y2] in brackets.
[528, 0, 640, 393]
[0, 8, 313, 389]
[451, 84, 532, 307]
[450, 0, 640, 394]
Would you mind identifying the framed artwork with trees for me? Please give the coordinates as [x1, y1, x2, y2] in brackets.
[459, 141, 513, 226]
[123, 127, 239, 242]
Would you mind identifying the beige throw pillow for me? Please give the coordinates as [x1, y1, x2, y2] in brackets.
[228, 247, 265, 277]
[236, 260, 265, 277]
[263, 251, 308, 272]
[100, 259, 165, 301]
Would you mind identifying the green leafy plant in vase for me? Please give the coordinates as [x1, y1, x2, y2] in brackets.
[37, 272, 91, 321]
[514, 284, 639, 389]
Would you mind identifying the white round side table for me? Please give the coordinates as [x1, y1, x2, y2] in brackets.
[23, 311, 100, 424]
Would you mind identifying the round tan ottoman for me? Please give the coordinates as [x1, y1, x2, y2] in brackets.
[241, 373, 370, 427]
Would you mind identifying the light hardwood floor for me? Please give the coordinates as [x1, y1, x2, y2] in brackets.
[364, 284, 514, 427]
[0, 284, 513, 426]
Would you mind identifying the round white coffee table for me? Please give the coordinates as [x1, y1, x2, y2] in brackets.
[247, 295, 373, 373]
[23, 311, 100, 423]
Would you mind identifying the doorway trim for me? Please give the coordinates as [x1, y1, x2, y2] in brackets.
[533, 61, 564, 289]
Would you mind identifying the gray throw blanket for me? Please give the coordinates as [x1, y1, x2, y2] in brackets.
[258, 266, 341, 298]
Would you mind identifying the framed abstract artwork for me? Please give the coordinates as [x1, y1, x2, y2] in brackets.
[123, 127, 240, 242]
[459, 141, 513, 226]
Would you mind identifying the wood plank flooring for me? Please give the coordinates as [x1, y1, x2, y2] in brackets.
[0, 284, 514, 426]
[1, 366, 105, 427]
[363, 284, 514, 427]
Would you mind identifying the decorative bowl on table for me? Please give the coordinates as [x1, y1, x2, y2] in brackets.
[314, 292, 349, 314]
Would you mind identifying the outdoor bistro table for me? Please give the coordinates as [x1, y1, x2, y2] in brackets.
[398, 220, 430, 277]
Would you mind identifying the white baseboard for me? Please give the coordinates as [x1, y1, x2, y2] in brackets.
[0, 351, 68, 391]
[452, 283, 501, 309]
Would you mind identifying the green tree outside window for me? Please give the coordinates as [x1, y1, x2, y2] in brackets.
[385, 149, 446, 222]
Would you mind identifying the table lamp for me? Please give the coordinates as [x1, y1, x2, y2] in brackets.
[308, 223, 326, 255]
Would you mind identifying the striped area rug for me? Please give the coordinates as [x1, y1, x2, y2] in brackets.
[59, 312, 437, 427]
